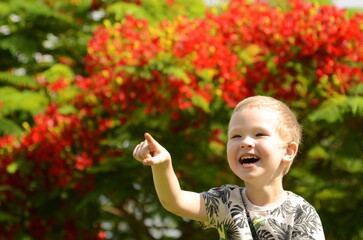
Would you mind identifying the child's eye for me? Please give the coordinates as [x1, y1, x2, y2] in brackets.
[256, 133, 265, 137]
[231, 135, 241, 139]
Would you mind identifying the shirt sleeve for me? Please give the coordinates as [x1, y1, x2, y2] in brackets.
[199, 185, 231, 229]
[292, 201, 326, 240]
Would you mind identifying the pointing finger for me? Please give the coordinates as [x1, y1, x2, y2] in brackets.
[133, 133, 171, 166]
[144, 133, 159, 151]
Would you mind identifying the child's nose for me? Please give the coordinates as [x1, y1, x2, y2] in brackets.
[240, 136, 254, 149]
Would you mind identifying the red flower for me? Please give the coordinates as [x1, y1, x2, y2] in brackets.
[75, 153, 93, 171]
[48, 78, 67, 92]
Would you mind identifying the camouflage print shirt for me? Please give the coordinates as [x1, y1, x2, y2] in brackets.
[200, 185, 325, 240]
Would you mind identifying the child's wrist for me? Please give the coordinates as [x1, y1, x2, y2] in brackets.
[152, 158, 172, 169]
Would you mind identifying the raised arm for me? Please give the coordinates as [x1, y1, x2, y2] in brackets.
[133, 133, 207, 222]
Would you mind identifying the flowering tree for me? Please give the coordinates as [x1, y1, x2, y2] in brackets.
[0, 0, 363, 239]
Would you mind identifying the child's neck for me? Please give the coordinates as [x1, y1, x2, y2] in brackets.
[244, 183, 287, 207]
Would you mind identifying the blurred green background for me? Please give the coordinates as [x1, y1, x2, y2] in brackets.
[0, 0, 362, 239]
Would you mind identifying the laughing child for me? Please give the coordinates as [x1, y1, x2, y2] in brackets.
[133, 96, 325, 239]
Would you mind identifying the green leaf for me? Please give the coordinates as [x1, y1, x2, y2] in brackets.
[10, 0, 74, 24]
[41, 63, 74, 83]
[309, 95, 363, 123]
[196, 68, 217, 82]
[0, 117, 23, 136]
[337, 157, 363, 174]
[0, 86, 48, 115]
[348, 82, 363, 95]
[106, 2, 152, 20]
[0, 185, 25, 198]
[307, 145, 329, 160]
[192, 94, 210, 112]
[0, 3, 10, 15]
[305, 0, 333, 5]
[0, 211, 17, 222]
[58, 105, 78, 115]
[0, 34, 38, 58]
[6, 162, 18, 174]
[0, 71, 39, 88]
[164, 66, 190, 84]
[347, 96, 363, 116]
[308, 96, 346, 123]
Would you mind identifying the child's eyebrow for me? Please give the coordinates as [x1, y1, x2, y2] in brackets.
[228, 125, 275, 134]
[228, 126, 243, 133]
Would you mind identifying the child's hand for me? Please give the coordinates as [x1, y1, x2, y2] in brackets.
[133, 133, 171, 166]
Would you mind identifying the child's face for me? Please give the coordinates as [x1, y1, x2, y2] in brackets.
[227, 107, 290, 185]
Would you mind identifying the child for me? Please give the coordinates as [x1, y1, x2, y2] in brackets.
[133, 96, 325, 240]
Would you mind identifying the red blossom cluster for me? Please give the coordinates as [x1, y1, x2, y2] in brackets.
[80, 0, 363, 113]
[0, 104, 110, 239]
[212, 0, 363, 102]
[22, 104, 106, 188]
[1, 0, 363, 238]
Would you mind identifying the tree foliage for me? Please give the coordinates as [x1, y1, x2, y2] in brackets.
[0, 0, 362, 239]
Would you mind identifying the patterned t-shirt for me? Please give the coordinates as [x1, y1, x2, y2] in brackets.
[200, 185, 325, 240]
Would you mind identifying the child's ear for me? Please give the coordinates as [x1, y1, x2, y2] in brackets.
[282, 142, 298, 163]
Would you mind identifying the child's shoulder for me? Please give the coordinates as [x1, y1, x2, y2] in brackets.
[203, 184, 243, 195]
[202, 184, 244, 203]
[286, 191, 314, 206]
[282, 191, 319, 215]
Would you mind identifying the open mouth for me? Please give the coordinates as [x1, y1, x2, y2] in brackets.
[239, 155, 260, 165]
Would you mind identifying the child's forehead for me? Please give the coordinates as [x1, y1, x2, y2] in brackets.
[229, 107, 280, 127]
[233, 105, 280, 117]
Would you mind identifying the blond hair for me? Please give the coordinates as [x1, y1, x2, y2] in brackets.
[231, 96, 302, 145]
